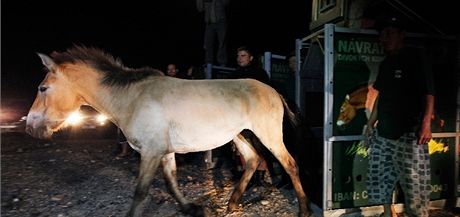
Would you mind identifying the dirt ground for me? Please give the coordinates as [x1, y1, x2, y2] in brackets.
[1, 132, 306, 217]
[1, 132, 459, 217]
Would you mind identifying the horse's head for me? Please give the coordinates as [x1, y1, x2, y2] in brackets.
[336, 95, 356, 128]
[26, 53, 85, 139]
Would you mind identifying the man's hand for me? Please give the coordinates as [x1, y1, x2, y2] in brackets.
[418, 95, 434, 145]
[417, 125, 432, 145]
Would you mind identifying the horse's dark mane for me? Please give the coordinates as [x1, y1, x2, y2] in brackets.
[50, 45, 164, 87]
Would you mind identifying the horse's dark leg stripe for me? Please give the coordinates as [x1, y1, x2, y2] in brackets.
[127, 156, 161, 217]
[228, 134, 260, 212]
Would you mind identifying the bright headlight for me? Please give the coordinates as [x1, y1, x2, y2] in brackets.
[66, 111, 83, 126]
[96, 114, 108, 125]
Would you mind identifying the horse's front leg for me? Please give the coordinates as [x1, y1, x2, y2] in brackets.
[228, 134, 261, 212]
[161, 153, 205, 216]
[127, 154, 162, 217]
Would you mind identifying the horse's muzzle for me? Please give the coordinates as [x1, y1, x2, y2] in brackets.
[25, 124, 53, 139]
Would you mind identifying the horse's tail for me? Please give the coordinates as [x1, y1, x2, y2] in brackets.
[279, 94, 299, 128]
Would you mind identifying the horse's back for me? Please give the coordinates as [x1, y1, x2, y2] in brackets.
[131, 77, 284, 153]
[147, 77, 279, 109]
[163, 77, 283, 127]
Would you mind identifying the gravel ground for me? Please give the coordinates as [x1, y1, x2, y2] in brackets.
[1, 132, 305, 217]
[1, 132, 458, 217]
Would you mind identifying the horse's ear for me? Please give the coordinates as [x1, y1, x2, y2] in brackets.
[37, 53, 56, 71]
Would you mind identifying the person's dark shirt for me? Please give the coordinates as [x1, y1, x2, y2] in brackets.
[176, 71, 191, 79]
[373, 47, 435, 139]
[231, 64, 270, 85]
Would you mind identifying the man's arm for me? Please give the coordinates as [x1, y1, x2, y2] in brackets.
[365, 94, 379, 136]
[418, 94, 434, 145]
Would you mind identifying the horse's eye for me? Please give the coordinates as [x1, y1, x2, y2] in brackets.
[39, 86, 48, 92]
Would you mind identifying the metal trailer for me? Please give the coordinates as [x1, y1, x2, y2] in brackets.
[295, 24, 460, 216]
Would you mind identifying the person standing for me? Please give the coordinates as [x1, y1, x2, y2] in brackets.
[365, 15, 435, 217]
[231, 46, 271, 187]
[232, 46, 269, 83]
[196, 0, 229, 66]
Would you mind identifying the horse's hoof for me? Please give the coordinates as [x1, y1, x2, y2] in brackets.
[181, 203, 205, 217]
[227, 202, 239, 212]
[226, 202, 243, 216]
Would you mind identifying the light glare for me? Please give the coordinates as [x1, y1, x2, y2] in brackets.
[97, 114, 108, 125]
[66, 111, 83, 125]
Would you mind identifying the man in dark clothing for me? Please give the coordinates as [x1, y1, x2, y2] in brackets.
[230, 46, 271, 187]
[196, 0, 229, 66]
[365, 15, 435, 217]
[232, 46, 270, 83]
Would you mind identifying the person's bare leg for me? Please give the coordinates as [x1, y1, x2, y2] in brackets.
[118, 141, 131, 157]
[390, 204, 398, 217]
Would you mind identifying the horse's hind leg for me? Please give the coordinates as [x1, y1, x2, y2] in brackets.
[127, 155, 162, 217]
[278, 148, 310, 216]
[161, 153, 204, 216]
[255, 131, 311, 217]
[228, 134, 261, 212]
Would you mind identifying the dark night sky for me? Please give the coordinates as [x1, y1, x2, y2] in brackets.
[2, 0, 311, 101]
[1, 0, 457, 102]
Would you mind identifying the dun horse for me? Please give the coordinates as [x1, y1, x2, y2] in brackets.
[25, 46, 312, 217]
[336, 84, 378, 128]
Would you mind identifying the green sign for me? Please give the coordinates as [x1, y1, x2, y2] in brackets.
[332, 140, 371, 208]
[332, 137, 455, 208]
[331, 31, 458, 209]
[270, 57, 295, 102]
[333, 33, 384, 136]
